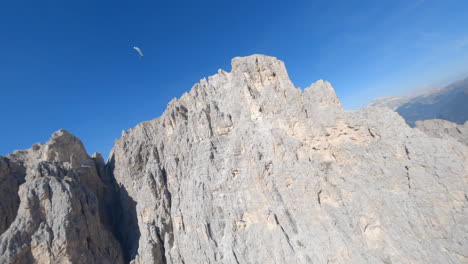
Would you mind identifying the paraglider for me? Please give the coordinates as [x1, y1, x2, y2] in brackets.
[133, 46, 144, 58]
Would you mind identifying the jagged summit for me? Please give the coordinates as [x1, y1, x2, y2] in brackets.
[109, 55, 468, 263]
[231, 54, 290, 81]
[188, 54, 337, 102]
[128, 54, 342, 139]
[9, 129, 89, 170]
[49, 128, 79, 143]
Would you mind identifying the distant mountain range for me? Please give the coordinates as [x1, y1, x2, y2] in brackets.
[370, 77, 468, 127]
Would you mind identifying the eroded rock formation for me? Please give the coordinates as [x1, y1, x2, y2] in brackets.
[1, 55, 467, 264]
[0, 130, 123, 264]
[416, 119, 468, 146]
[110, 55, 468, 263]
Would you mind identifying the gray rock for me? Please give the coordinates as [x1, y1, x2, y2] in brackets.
[0, 130, 124, 263]
[416, 119, 468, 145]
[0, 157, 24, 235]
[109, 55, 468, 263]
[1, 55, 467, 264]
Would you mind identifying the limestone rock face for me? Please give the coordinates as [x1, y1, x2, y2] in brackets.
[110, 55, 468, 263]
[0, 130, 123, 264]
[1, 55, 467, 264]
[0, 157, 24, 235]
[416, 119, 468, 146]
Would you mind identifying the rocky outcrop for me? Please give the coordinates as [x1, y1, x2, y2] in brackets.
[416, 119, 468, 145]
[0, 157, 24, 235]
[0, 130, 123, 264]
[110, 55, 468, 263]
[1, 55, 467, 264]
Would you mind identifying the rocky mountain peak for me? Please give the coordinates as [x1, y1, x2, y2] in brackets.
[9, 129, 89, 170]
[1, 55, 467, 264]
[231, 54, 290, 81]
[303, 79, 342, 113]
[0, 128, 123, 263]
[45, 129, 89, 168]
[230, 55, 341, 114]
[109, 55, 468, 264]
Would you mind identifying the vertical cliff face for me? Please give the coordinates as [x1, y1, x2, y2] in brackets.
[110, 55, 344, 263]
[0, 130, 123, 264]
[0, 55, 467, 264]
[109, 55, 468, 263]
[0, 157, 24, 235]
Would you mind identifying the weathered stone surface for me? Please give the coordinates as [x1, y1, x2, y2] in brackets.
[0, 157, 25, 235]
[416, 119, 468, 146]
[0, 130, 123, 264]
[1, 55, 467, 264]
[110, 55, 468, 263]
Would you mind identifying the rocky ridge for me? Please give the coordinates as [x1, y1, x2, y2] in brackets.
[1, 55, 467, 264]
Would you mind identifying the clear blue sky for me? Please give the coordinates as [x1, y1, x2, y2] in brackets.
[1, 0, 468, 157]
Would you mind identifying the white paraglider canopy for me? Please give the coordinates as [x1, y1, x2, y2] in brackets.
[133, 46, 144, 57]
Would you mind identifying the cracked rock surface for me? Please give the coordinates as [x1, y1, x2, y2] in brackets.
[110, 55, 468, 263]
[1, 55, 467, 264]
[0, 130, 123, 264]
[416, 119, 468, 146]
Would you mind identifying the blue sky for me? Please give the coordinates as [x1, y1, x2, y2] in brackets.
[1, 0, 467, 157]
